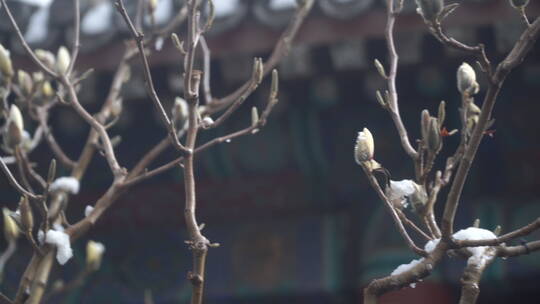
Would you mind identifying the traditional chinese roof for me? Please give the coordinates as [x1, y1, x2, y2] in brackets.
[2, 0, 538, 66]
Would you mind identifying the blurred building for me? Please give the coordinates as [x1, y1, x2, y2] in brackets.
[1, 0, 540, 303]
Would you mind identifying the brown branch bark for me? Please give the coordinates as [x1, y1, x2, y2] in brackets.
[497, 240, 540, 257]
[0, 157, 39, 200]
[363, 242, 448, 304]
[458, 247, 497, 304]
[361, 165, 427, 257]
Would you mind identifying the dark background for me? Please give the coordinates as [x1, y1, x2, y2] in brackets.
[1, 0, 540, 303]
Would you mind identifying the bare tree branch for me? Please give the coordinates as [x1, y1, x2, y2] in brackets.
[0, 157, 39, 200]
[442, 17, 540, 241]
[458, 247, 497, 304]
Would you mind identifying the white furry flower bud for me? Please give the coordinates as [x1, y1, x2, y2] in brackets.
[354, 128, 374, 164]
[0, 44, 14, 77]
[56, 46, 71, 74]
[17, 70, 33, 96]
[3, 208, 19, 242]
[86, 240, 105, 271]
[9, 104, 24, 135]
[41, 81, 54, 97]
[35, 49, 56, 69]
[457, 62, 478, 94]
[6, 104, 24, 147]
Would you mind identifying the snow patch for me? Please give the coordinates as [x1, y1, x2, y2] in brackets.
[44, 229, 73, 265]
[50, 177, 80, 194]
[85, 205, 94, 217]
[424, 238, 440, 253]
[453, 227, 496, 265]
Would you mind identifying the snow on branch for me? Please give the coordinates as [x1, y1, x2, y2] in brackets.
[50, 177, 80, 194]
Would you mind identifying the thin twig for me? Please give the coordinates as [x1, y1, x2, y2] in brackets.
[382, 0, 418, 160]
[0, 156, 39, 200]
[115, 0, 190, 156]
[36, 108, 76, 169]
[442, 18, 540, 241]
[0, 0, 57, 78]
[497, 240, 540, 257]
[200, 36, 212, 105]
[455, 217, 540, 247]
[67, 0, 81, 77]
[203, 0, 314, 115]
[361, 166, 427, 257]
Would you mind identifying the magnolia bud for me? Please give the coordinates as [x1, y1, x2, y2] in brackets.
[374, 59, 387, 78]
[270, 69, 279, 99]
[110, 98, 123, 117]
[41, 81, 54, 97]
[438, 100, 446, 128]
[0, 44, 14, 77]
[253, 58, 263, 85]
[251, 107, 259, 127]
[19, 196, 33, 233]
[17, 70, 33, 96]
[493, 225, 502, 236]
[86, 240, 105, 271]
[3, 208, 20, 242]
[427, 117, 441, 152]
[35, 49, 56, 70]
[421, 109, 430, 143]
[510, 0, 529, 8]
[415, 0, 444, 21]
[56, 46, 71, 75]
[457, 62, 478, 94]
[354, 128, 374, 164]
[6, 105, 24, 148]
[172, 97, 188, 129]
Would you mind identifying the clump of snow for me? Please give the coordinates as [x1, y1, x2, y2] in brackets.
[52, 223, 64, 232]
[84, 205, 94, 217]
[386, 179, 416, 208]
[453, 227, 496, 265]
[50, 177, 80, 194]
[391, 258, 423, 276]
[201, 116, 214, 128]
[389, 180, 416, 198]
[44, 229, 73, 265]
[390, 258, 423, 288]
[389, 227, 496, 286]
[424, 238, 440, 253]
